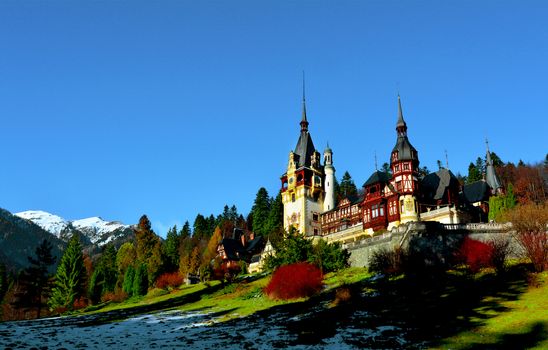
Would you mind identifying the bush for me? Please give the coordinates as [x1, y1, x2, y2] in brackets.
[505, 203, 548, 272]
[456, 237, 494, 273]
[101, 291, 128, 303]
[369, 246, 407, 276]
[311, 240, 350, 273]
[488, 235, 512, 274]
[155, 272, 183, 290]
[264, 262, 323, 300]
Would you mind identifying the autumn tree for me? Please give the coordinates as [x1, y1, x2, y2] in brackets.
[505, 202, 548, 272]
[12, 239, 56, 318]
[48, 234, 86, 311]
[135, 215, 164, 285]
[115, 242, 136, 290]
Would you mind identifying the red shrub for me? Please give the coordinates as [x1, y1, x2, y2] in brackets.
[101, 291, 128, 303]
[72, 297, 88, 310]
[156, 272, 183, 290]
[457, 237, 494, 273]
[264, 262, 323, 300]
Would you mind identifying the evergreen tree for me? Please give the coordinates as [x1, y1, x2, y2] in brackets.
[0, 263, 7, 304]
[338, 171, 358, 198]
[48, 234, 86, 311]
[381, 162, 392, 176]
[135, 215, 164, 285]
[180, 221, 191, 239]
[490, 151, 504, 167]
[311, 239, 350, 273]
[192, 214, 209, 240]
[12, 239, 56, 318]
[467, 162, 483, 183]
[251, 187, 271, 235]
[132, 263, 148, 296]
[264, 192, 284, 244]
[418, 166, 430, 178]
[164, 225, 180, 272]
[122, 265, 135, 296]
[88, 245, 117, 304]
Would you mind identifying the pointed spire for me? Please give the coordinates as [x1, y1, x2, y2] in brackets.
[485, 138, 492, 165]
[374, 151, 378, 171]
[445, 149, 450, 169]
[300, 71, 309, 132]
[396, 94, 408, 136]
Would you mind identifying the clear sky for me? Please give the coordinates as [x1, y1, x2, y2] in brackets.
[1, 1, 547, 237]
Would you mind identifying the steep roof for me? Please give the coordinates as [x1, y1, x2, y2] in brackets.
[462, 180, 491, 203]
[363, 170, 391, 187]
[294, 131, 316, 167]
[485, 141, 502, 192]
[391, 95, 418, 163]
[421, 168, 460, 201]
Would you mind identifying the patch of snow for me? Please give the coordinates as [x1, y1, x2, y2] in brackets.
[14, 210, 69, 238]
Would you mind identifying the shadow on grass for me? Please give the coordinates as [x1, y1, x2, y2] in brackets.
[462, 321, 548, 350]
[70, 282, 228, 326]
[226, 264, 537, 349]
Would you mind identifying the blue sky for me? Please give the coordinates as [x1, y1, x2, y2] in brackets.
[1, 1, 547, 237]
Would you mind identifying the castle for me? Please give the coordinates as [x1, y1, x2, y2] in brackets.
[281, 94, 503, 243]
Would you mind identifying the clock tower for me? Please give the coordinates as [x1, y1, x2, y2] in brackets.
[280, 93, 325, 237]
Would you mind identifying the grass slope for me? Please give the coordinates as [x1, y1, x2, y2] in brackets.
[74, 266, 546, 348]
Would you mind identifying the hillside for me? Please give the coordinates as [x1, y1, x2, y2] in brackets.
[0, 208, 65, 271]
[1, 208, 136, 271]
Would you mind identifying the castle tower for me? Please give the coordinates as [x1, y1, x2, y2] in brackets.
[323, 143, 336, 211]
[280, 89, 325, 237]
[390, 95, 420, 224]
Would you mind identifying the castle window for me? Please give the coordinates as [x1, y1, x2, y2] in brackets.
[313, 213, 319, 221]
[380, 205, 384, 216]
[372, 204, 379, 218]
[314, 228, 319, 235]
[395, 165, 400, 172]
[403, 163, 409, 170]
[292, 193, 295, 202]
[400, 200, 404, 213]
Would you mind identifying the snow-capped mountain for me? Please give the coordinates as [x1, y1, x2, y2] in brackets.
[13, 210, 69, 239]
[14, 210, 134, 247]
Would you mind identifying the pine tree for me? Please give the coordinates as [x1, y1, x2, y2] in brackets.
[381, 162, 392, 176]
[135, 215, 164, 285]
[132, 263, 148, 296]
[192, 214, 209, 240]
[180, 221, 191, 239]
[88, 245, 117, 304]
[48, 234, 86, 311]
[0, 263, 7, 304]
[338, 171, 358, 198]
[251, 187, 271, 236]
[122, 265, 135, 296]
[164, 225, 180, 272]
[12, 239, 56, 318]
[264, 192, 284, 244]
[467, 162, 483, 183]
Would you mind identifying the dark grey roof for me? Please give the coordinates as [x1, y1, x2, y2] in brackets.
[485, 149, 502, 192]
[462, 180, 490, 203]
[363, 170, 390, 187]
[396, 95, 406, 129]
[294, 131, 316, 167]
[220, 238, 246, 261]
[246, 235, 265, 255]
[392, 135, 417, 162]
[421, 169, 460, 200]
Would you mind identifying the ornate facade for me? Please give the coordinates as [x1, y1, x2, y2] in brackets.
[282, 94, 502, 242]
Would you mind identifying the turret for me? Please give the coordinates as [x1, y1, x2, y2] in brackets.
[324, 143, 336, 211]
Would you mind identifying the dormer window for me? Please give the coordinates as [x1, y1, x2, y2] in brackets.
[395, 165, 400, 172]
[403, 163, 409, 171]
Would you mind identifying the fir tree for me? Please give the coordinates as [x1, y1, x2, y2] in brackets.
[12, 239, 56, 318]
[122, 265, 135, 296]
[180, 221, 191, 239]
[338, 171, 358, 198]
[48, 234, 86, 311]
[381, 162, 392, 176]
[135, 215, 164, 285]
[0, 263, 7, 304]
[192, 214, 209, 240]
[251, 187, 271, 235]
[467, 162, 483, 183]
[88, 245, 117, 304]
[132, 263, 148, 296]
[164, 225, 180, 272]
[264, 192, 284, 244]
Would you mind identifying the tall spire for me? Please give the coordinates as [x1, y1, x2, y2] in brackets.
[300, 71, 309, 132]
[485, 138, 502, 193]
[396, 94, 407, 136]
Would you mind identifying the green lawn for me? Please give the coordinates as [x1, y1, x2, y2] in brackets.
[436, 272, 548, 349]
